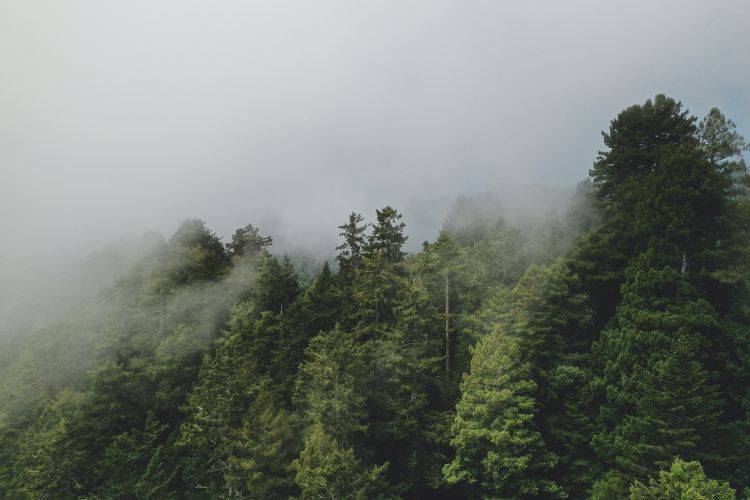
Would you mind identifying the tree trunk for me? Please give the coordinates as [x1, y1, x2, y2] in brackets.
[681, 251, 688, 275]
[445, 272, 450, 375]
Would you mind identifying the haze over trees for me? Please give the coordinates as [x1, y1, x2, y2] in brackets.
[0, 95, 748, 498]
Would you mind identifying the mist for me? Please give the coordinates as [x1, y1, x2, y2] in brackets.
[2, 1, 749, 323]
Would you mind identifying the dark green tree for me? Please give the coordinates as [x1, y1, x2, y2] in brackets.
[629, 457, 735, 499]
[336, 212, 368, 286]
[293, 422, 390, 500]
[225, 223, 273, 258]
[225, 381, 301, 499]
[364, 206, 407, 263]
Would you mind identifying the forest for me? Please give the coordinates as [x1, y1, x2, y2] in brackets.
[1, 95, 749, 499]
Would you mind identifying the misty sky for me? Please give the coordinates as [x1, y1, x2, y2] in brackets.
[1, 1, 749, 291]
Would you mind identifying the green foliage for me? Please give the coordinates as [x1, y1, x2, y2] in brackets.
[615, 337, 724, 478]
[11, 389, 94, 498]
[164, 218, 230, 285]
[225, 383, 301, 499]
[176, 311, 264, 496]
[364, 206, 408, 262]
[251, 251, 301, 315]
[336, 212, 368, 286]
[590, 94, 697, 209]
[444, 331, 561, 497]
[629, 457, 735, 499]
[225, 223, 273, 258]
[293, 422, 390, 500]
[92, 412, 169, 498]
[2, 98, 750, 499]
[294, 325, 369, 442]
[444, 262, 592, 498]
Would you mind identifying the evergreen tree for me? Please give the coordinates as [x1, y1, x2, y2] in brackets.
[92, 412, 169, 498]
[336, 212, 369, 286]
[176, 311, 263, 496]
[615, 337, 724, 478]
[445, 262, 593, 498]
[629, 457, 735, 500]
[294, 326, 369, 443]
[364, 206, 407, 263]
[165, 218, 230, 285]
[366, 279, 445, 495]
[591, 251, 726, 490]
[293, 422, 390, 500]
[251, 251, 301, 315]
[225, 382, 301, 499]
[225, 223, 273, 258]
[444, 331, 562, 498]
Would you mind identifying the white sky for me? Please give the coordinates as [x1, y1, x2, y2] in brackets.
[1, 0, 748, 289]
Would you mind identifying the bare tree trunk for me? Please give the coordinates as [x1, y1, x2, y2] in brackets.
[445, 272, 450, 375]
[159, 284, 165, 337]
[681, 251, 688, 275]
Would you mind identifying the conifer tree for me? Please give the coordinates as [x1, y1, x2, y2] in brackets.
[225, 223, 272, 258]
[444, 331, 561, 498]
[293, 423, 389, 500]
[615, 337, 724, 478]
[364, 206, 407, 263]
[629, 457, 735, 500]
[445, 263, 591, 498]
[225, 382, 301, 499]
[336, 212, 368, 286]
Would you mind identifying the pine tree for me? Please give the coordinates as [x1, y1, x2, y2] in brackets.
[336, 212, 369, 285]
[591, 251, 726, 490]
[615, 337, 724, 478]
[225, 382, 301, 499]
[444, 331, 562, 498]
[293, 423, 390, 500]
[364, 206, 407, 263]
[445, 262, 593, 498]
[629, 457, 735, 500]
[294, 325, 369, 443]
[165, 218, 230, 285]
[251, 251, 301, 315]
[366, 279, 445, 495]
[225, 223, 273, 258]
[176, 311, 263, 496]
[92, 412, 169, 498]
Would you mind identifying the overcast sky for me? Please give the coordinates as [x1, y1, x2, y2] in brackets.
[1, 0, 749, 291]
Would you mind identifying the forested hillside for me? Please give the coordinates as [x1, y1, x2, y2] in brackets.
[1, 95, 748, 498]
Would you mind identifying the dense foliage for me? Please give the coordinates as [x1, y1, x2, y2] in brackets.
[1, 96, 748, 498]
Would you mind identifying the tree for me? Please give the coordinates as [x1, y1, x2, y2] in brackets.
[585, 98, 750, 490]
[270, 261, 343, 397]
[615, 336, 724, 478]
[225, 223, 272, 258]
[445, 262, 592, 498]
[295, 261, 342, 335]
[364, 206, 407, 263]
[629, 457, 735, 499]
[165, 218, 230, 285]
[293, 422, 389, 500]
[699, 107, 749, 174]
[444, 331, 562, 498]
[590, 248, 728, 486]
[225, 382, 301, 499]
[92, 412, 169, 498]
[294, 326, 369, 443]
[176, 312, 263, 496]
[336, 212, 369, 285]
[251, 251, 301, 315]
[590, 94, 697, 209]
[365, 279, 445, 495]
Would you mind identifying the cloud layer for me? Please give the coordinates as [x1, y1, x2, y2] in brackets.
[1, 0, 748, 289]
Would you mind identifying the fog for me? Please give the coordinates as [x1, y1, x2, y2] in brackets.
[1, 1, 749, 319]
